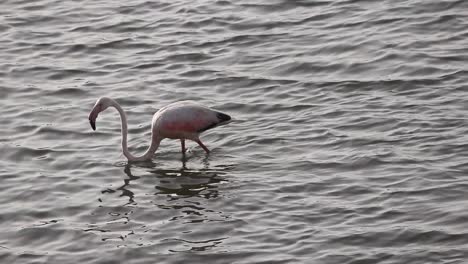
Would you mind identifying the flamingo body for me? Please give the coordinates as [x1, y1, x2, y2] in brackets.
[154, 101, 229, 140]
[88, 97, 231, 161]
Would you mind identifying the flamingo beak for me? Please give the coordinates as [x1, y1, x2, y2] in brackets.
[89, 118, 96, 131]
[88, 105, 100, 131]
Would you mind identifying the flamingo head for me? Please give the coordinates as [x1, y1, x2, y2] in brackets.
[88, 97, 113, 131]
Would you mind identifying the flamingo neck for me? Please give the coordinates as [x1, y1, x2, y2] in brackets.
[111, 100, 160, 161]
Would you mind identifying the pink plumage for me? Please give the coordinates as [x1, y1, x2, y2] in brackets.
[88, 97, 231, 161]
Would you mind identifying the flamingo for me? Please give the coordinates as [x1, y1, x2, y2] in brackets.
[88, 97, 231, 161]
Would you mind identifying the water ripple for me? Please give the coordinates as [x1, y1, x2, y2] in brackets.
[1, 0, 468, 263]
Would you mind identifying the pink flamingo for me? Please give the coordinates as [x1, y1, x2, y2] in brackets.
[88, 97, 231, 161]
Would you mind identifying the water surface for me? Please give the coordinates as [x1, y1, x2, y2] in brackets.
[1, 0, 468, 263]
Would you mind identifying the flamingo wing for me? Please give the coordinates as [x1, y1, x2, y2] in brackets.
[197, 112, 231, 132]
[154, 102, 230, 138]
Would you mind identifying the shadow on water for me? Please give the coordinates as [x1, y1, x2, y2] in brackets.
[94, 158, 235, 251]
[105, 154, 234, 205]
[100, 164, 140, 205]
[119, 155, 232, 196]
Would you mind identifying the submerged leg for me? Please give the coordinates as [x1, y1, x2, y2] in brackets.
[195, 139, 210, 154]
[180, 139, 186, 154]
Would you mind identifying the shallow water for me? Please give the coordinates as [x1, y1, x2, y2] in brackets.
[1, 0, 468, 263]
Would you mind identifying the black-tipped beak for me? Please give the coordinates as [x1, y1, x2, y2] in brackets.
[89, 119, 96, 131]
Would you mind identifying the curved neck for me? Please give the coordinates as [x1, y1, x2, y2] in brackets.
[110, 100, 160, 161]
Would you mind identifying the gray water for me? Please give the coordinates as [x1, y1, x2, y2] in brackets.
[1, 0, 468, 263]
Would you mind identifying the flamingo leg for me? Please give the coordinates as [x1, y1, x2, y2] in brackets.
[180, 139, 186, 154]
[195, 139, 210, 154]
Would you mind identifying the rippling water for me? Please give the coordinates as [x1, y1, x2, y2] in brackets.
[1, 0, 468, 263]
